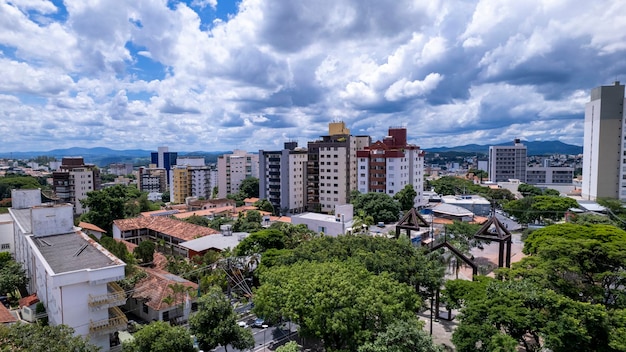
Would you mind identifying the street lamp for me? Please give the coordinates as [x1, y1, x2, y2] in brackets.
[262, 324, 269, 348]
[429, 295, 434, 335]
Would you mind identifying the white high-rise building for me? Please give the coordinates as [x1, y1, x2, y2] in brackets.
[259, 142, 308, 215]
[217, 150, 259, 198]
[10, 189, 126, 351]
[488, 140, 527, 183]
[582, 81, 626, 200]
[356, 127, 426, 208]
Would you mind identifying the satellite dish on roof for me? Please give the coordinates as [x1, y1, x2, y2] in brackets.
[41, 189, 60, 201]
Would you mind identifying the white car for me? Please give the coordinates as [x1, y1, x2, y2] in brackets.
[238, 321, 248, 328]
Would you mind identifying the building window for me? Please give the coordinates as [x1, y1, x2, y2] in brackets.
[163, 310, 170, 321]
[142, 303, 149, 314]
[0, 243, 9, 250]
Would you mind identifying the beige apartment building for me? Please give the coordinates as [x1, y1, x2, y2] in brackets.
[217, 150, 259, 198]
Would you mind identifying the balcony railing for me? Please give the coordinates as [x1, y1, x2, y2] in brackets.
[88, 282, 127, 310]
[89, 306, 127, 336]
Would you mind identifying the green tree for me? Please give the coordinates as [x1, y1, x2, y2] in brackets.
[0, 174, 42, 199]
[232, 211, 262, 232]
[0, 254, 28, 297]
[509, 223, 626, 308]
[122, 320, 195, 352]
[351, 192, 401, 223]
[239, 177, 259, 198]
[276, 341, 300, 352]
[259, 234, 444, 298]
[80, 184, 152, 233]
[0, 323, 99, 351]
[393, 184, 417, 211]
[254, 261, 420, 351]
[446, 278, 613, 352]
[235, 229, 286, 256]
[254, 199, 275, 213]
[189, 286, 254, 352]
[184, 214, 211, 227]
[517, 183, 543, 197]
[135, 240, 155, 264]
[358, 319, 442, 352]
[503, 195, 578, 224]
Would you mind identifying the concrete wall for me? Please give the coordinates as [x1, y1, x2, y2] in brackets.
[31, 204, 74, 237]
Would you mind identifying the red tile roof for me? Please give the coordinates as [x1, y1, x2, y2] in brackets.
[18, 293, 39, 308]
[132, 268, 197, 311]
[172, 206, 235, 219]
[0, 304, 17, 324]
[113, 217, 219, 242]
[79, 221, 106, 234]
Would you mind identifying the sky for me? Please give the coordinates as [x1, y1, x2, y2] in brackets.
[1, 0, 625, 153]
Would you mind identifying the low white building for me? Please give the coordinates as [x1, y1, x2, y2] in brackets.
[10, 189, 126, 351]
[0, 213, 14, 254]
[441, 195, 491, 216]
[291, 204, 354, 237]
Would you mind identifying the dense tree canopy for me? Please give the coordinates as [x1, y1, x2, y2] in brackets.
[351, 192, 401, 223]
[239, 177, 259, 198]
[510, 223, 626, 308]
[446, 278, 616, 352]
[0, 253, 28, 297]
[357, 319, 443, 352]
[189, 286, 254, 352]
[122, 320, 195, 352]
[79, 184, 153, 233]
[445, 222, 626, 352]
[259, 234, 444, 298]
[254, 260, 420, 352]
[0, 174, 43, 199]
[503, 195, 578, 224]
[235, 228, 286, 256]
[0, 323, 99, 352]
[393, 184, 417, 211]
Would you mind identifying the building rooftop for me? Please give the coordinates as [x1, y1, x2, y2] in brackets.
[132, 268, 198, 311]
[113, 216, 219, 242]
[0, 304, 17, 324]
[180, 232, 249, 252]
[34, 231, 124, 274]
[9, 208, 32, 233]
[78, 221, 106, 234]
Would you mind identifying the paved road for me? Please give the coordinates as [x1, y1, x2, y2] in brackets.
[212, 323, 296, 352]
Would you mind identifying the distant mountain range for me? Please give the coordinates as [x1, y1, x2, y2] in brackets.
[0, 140, 582, 166]
[425, 140, 582, 156]
[0, 147, 228, 166]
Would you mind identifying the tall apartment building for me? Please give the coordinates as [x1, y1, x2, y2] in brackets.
[488, 139, 527, 183]
[259, 142, 308, 214]
[217, 150, 259, 198]
[170, 157, 216, 204]
[138, 166, 167, 193]
[151, 146, 177, 187]
[582, 82, 626, 200]
[306, 122, 370, 213]
[356, 127, 426, 207]
[10, 189, 126, 351]
[52, 157, 101, 214]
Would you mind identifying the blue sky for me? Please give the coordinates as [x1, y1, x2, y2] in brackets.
[0, 0, 625, 153]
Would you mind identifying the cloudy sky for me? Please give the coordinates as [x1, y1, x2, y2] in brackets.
[1, 0, 625, 153]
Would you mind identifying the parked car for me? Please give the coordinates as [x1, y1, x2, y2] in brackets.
[251, 318, 265, 328]
[237, 321, 248, 328]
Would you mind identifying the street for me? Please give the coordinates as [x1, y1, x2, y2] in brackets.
[211, 322, 297, 352]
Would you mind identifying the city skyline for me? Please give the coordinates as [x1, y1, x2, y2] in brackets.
[1, 0, 625, 153]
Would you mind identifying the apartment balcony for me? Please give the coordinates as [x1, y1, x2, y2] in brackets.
[88, 282, 127, 311]
[89, 306, 127, 337]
